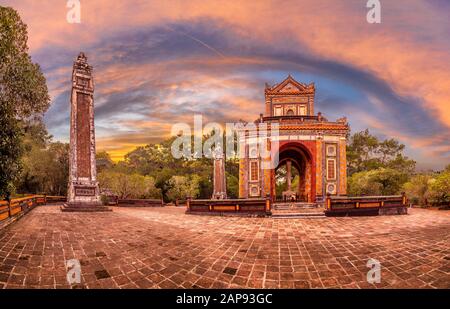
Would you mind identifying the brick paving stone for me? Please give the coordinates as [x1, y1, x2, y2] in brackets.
[0, 205, 449, 289]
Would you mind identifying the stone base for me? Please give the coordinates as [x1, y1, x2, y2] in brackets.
[61, 203, 112, 212]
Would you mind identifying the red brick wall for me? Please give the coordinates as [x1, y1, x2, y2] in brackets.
[76, 93, 91, 178]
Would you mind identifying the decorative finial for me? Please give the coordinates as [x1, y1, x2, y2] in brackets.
[336, 116, 347, 124]
[77, 52, 87, 62]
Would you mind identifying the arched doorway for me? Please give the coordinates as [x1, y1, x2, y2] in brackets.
[271, 143, 314, 202]
[275, 159, 301, 201]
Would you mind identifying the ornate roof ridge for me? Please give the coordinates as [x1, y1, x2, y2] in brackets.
[265, 75, 315, 93]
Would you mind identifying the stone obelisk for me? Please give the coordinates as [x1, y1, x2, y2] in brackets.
[212, 147, 227, 199]
[63, 52, 109, 211]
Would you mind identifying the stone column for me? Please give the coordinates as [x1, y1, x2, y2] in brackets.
[65, 52, 104, 210]
[286, 160, 292, 191]
[238, 139, 249, 198]
[212, 148, 227, 199]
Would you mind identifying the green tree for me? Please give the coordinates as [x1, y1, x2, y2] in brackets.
[346, 129, 415, 196]
[0, 7, 50, 198]
[101, 132, 240, 201]
[348, 170, 382, 196]
[402, 174, 432, 206]
[96, 151, 114, 173]
[17, 141, 69, 196]
[98, 171, 161, 199]
[0, 105, 21, 198]
[226, 173, 239, 199]
[347, 129, 415, 176]
[346, 129, 380, 174]
[428, 168, 450, 206]
[121, 134, 218, 200]
[125, 136, 180, 175]
[13, 120, 68, 196]
[348, 168, 408, 196]
[166, 175, 201, 202]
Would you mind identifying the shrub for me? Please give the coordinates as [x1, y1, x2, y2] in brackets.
[428, 171, 450, 206]
[402, 174, 432, 206]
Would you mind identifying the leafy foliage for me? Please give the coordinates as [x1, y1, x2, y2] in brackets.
[116, 134, 238, 202]
[226, 173, 239, 199]
[346, 129, 416, 196]
[96, 151, 114, 173]
[427, 167, 450, 206]
[98, 171, 161, 199]
[19, 142, 69, 195]
[14, 121, 69, 196]
[0, 103, 21, 198]
[403, 166, 450, 207]
[348, 168, 408, 196]
[347, 129, 415, 176]
[402, 174, 432, 206]
[0, 7, 50, 198]
[166, 175, 201, 201]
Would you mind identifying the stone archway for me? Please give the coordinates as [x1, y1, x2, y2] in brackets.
[271, 143, 315, 202]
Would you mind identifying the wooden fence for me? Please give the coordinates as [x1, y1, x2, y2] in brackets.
[0, 195, 47, 228]
[325, 193, 408, 216]
[187, 198, 270, 216]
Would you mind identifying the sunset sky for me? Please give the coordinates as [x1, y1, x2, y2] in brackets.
[4, 0, 450, 169]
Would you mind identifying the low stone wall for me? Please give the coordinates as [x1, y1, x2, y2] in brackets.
[46, 195, 67, 203]
[117, 198, 164, 207]
[325, 194, 408, 216]
[186, 198, 270, 216]
[0, 195, 47, 229]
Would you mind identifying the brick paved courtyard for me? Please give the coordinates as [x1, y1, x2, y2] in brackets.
[0, 205, 448, 289]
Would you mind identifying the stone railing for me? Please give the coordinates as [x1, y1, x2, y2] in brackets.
[0, 195, 47, 228]
[325, 193, 408, 216]
[187, 198, 270, 216]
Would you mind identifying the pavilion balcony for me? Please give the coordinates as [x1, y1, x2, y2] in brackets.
[262, 115, 320, 123]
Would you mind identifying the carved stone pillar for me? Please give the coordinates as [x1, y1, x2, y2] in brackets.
[286, 160, 292, 191]
[63, 53, 110, 212]
[212, 148, 227, 199]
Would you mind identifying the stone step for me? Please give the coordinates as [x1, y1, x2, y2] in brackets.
[271, 212, 325, 219]
[274, 206, 317, 210]
[272, 208, 324, 214]
[61, 208, 113, 212]
[273, 203, 319, 210]
[271, 203, 324, 218]
[60, 204, 113, 212]
[273, 202, 316, 206]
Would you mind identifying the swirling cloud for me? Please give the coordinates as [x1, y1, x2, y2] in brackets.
[5, 0, 449, 169]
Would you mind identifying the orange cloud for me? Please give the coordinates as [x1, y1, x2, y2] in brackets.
[6, 0, 449, 167]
